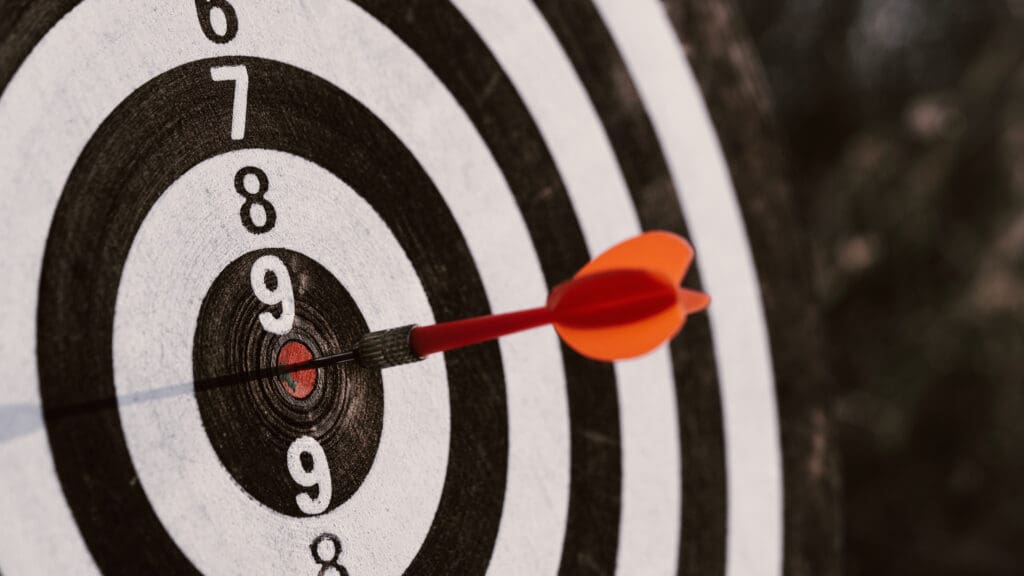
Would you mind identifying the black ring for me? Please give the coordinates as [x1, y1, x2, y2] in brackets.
[193, 248, 383, 517]
[38, 57, 507, 573]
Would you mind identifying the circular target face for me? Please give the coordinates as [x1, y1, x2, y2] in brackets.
[0, 1, 831, 575]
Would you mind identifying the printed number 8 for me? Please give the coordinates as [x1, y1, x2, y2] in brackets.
[235, 166, 276, 234]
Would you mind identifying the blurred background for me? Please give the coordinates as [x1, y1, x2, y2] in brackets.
[732, 1, 1024, 574]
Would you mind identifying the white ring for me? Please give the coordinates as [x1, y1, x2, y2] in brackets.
[114, 150, 447, 575]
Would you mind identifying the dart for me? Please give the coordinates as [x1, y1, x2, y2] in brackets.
[275, 231, 710, 375]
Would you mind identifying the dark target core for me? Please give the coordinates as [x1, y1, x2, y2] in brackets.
[193, 248, 383, 517]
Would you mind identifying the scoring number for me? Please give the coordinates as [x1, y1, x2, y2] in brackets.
[287, 437, 333, 516]
[210, 65, 248, 141]
[250, 255, 295, 335]
[195, 0, 238, 44]
[310, 533, 349, 576]
[234, 166, 276, 234]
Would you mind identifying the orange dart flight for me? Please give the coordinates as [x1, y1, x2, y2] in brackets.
[552, 231, 709, 361]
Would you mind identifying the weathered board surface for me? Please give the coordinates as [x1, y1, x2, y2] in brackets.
[670, 1, 841, 575]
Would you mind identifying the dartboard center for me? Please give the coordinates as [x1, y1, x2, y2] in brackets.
[194, 247, 385, 517]
[277, 340, 316, 399]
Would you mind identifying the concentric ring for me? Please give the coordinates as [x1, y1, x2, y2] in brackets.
[115, 149, 453, 574]
[0, 1, 810, 575]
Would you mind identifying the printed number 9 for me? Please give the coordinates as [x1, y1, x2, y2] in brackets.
[288, 436, 333, 516]
[250, 255, 295, 334]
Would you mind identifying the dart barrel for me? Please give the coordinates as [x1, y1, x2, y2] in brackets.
[355, 325, 422, 369]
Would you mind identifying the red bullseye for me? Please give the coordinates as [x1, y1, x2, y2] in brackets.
[277, 341, 316, 399]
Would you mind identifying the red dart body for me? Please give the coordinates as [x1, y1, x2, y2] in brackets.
[410, 306, 550, 358]
[411, 269, 681, 357]
[408, 232, 710, 362]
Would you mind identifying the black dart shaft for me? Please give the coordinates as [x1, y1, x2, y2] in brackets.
[200, 325, 419, 392]
[41, 350, 361, 422]
[270, 349, 359, 375]
[41, 329, 420, 422]
[194, 349, 359, 394]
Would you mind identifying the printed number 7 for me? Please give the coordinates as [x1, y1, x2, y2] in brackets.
[211, 65, 248, 140]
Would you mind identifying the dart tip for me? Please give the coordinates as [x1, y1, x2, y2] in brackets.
[678, 288, 710, 314]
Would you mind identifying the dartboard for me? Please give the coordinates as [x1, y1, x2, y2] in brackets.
[0, 1, 832, 575]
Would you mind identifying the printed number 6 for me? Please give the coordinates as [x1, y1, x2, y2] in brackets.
[195, 0, 238, 44]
